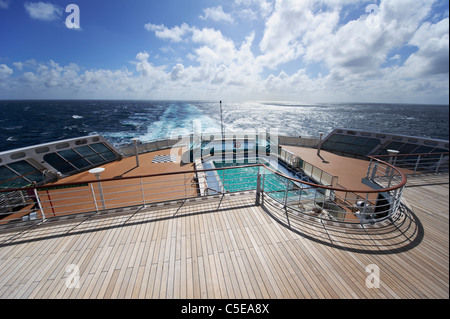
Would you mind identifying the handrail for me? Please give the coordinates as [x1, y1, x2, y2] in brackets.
[258, 156, 406, 224]
[260, 156, 407, 194]
[373, 151, 449, 158]
[0, 157, 407, 195]
[0, 164, 263, 194]
[0, 155, 407, 227]
[371, 151, 449, 175]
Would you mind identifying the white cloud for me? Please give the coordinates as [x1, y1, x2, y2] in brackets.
[21, 71, 37, 83]
[235, 0, 274, 19]
[255, 0, 447, 86]
[24, 1, 62, 21]
[144, 23, 192, 42]
[200, 6, 235, 23]
[401, 18, 449, 77]
[13, 62, 24, 70]
[191, 28, 236, 64]
[0, 0, 9, 9]
[170, 64, 185, 81]
[0, 64, 13, 79]
[258, 0, 341, 70]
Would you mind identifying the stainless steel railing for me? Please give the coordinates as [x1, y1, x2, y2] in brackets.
[0, 165, 260, 225]
[371, 152, 449, 175]
[258, 155, 406, 225]
[0, 155, 406, 228]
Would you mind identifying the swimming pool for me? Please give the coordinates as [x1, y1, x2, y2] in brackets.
[202, 156, 318, 201]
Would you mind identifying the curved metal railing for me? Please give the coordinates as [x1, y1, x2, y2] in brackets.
[257, 155, 407, 225]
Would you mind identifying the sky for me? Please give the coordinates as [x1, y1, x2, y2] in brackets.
[0, 0, 448, 104]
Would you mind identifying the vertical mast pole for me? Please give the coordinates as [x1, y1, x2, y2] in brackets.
[220, 100, 224, 138]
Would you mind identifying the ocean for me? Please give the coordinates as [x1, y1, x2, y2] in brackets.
[0, 100, 448, 152]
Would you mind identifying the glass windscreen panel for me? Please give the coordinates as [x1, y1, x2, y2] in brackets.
[74, 145, 105, 164]
[89, 143, 117, 161]
[43, 153, 77, 175]
[7, 161, 45, 184]
[57, 149, 91, 170]
[0, 165, 29, 189]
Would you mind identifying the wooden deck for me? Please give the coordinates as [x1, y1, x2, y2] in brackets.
[281, 146, 375, 190]
[0, 171, 448, 299]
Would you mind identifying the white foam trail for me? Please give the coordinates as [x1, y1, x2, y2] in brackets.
[139, 102, 221, 141]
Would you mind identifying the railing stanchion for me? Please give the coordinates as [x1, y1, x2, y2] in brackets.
[222, 169, 226, 193]
[387, 166, 395, 189]
[414, 155, 421, 175]
[283, 178, 288, 208]
[261, 167, 266, 204]
[297, 181, 303, 210]
[45, 189, 56, 217]
[184, 173, 187, 200]
[362, 192, 370, 221]
[140, 177, 146, 208]
[256, 171, 261, 206]
[34, 188, 46, 222]
[98, 182, 106, 210]
[389, 187, 399, 218]
[435, 154, 444, 174]
[370, 162, 378, 181]
[90, 183, 99, 213]
[366, 158, 373, 179]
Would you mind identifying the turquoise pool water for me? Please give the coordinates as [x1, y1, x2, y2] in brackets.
[212, 159, 314, 200]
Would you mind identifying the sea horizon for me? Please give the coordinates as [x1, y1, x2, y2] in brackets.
[1, 98, 449, 106]
[1, 100, 449, 152]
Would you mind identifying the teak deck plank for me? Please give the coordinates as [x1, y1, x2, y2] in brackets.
[0, 170, 448, 299]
